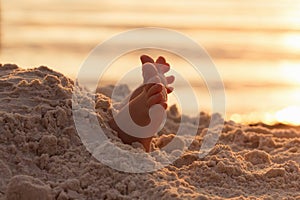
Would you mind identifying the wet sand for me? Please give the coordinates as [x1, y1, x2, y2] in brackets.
[0, 64, 299, 199]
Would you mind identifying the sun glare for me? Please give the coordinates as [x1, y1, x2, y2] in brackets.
[275, 106, 300, 125]
[279, 62, 300, 85]
[229, 106, 300, 126]
[282, 34, 300, 51]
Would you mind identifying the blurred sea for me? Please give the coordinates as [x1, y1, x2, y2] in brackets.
[1, 0, 300, 124]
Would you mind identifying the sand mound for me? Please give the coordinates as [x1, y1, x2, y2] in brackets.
[6, 175, 52, 200]
[0, 64, 300, 199]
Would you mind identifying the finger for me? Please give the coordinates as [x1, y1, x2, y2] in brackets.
[140, 55, 154, 64]
[147, 92, 165, 107]
[166, 75, 175, 85]
[155, 57, 170, 74]
[160, 102, 168, 110]
[156, 63, 170, 74]
[142, 63, 158, 83]
[147, 84, 164, 97]
[147, 76, 161, 84]
[166, 86, 174, 94]
[143, 83, 156, 91]
[156, 56, 166, 64]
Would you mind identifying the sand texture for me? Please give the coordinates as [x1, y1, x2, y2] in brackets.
[0, 64, 300, 200]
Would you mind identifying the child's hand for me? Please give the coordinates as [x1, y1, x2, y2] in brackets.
[140, 55, 175, 94]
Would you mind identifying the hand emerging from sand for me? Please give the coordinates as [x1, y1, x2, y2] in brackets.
[140, 55, 175, 93]
[127, 55, 175, 108]
[108, 55, 175, 152]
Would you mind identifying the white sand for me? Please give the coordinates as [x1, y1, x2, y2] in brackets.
[0, 64, 300, 199]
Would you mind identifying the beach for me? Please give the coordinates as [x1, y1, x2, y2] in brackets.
[0, 64, 299, 199]
[2, 0, 300, 125]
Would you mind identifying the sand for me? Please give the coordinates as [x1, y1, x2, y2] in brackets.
[0, 63, 300, 200]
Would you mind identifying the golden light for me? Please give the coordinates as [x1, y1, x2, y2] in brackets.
[275, 106, 300, 125]
[262, 112, 276, 125]
[282, 34, 300, 51]
[279, 62, 300, 84]
[230, 114, 242, 123]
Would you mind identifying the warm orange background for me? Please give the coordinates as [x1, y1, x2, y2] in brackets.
[1, 0, 300, 125]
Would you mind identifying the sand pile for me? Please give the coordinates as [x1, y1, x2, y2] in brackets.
[0, 64, 300, 200]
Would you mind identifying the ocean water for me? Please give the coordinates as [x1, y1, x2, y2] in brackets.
[1, 0, 300, 124]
